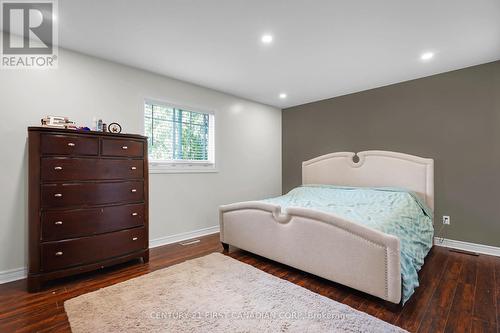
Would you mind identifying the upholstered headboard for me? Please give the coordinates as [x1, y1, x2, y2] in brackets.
[302, 150, 434, 211]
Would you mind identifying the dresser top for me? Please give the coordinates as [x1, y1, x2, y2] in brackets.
[28, 126, 147, 140]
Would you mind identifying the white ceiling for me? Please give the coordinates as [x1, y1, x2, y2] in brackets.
[58, 0, 500, 108]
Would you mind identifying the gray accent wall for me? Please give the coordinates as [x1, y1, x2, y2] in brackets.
[283, 60, 500, 247]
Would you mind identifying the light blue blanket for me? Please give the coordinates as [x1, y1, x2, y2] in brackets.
[261, 185, 434, 304]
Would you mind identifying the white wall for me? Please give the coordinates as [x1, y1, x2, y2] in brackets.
[0, 48, 282, 276]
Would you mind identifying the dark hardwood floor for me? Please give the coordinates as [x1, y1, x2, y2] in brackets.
[0, 233, 498, 332]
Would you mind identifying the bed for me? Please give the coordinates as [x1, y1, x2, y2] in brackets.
[219, 151, 434, 304]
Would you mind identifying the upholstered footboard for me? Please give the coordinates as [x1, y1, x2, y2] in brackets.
[219, 201, 402, 304]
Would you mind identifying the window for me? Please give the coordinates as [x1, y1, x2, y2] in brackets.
[144, 100, 215, 172]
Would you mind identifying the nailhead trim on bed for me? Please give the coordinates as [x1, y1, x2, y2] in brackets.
[221, 205, 392, 299]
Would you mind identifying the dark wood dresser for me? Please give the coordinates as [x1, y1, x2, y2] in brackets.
[28, 127, 149, 291]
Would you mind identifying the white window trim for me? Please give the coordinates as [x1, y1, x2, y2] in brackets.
[144, 98, 217, 174]
[149, 159, 218, 174]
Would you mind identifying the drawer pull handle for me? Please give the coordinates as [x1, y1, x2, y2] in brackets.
[131, 166, 137, 170]
[122, 146, 128, 150]
[67, 143, 75, 147]
[132, 237, 138, 241]
[131, 212, 138, 216]
[131, 189, 137, 193]
[54, 221, 63, 225]
[54, 193, 63, 198]
[54, 166, 63, 170]
[55, 251, 63, 256]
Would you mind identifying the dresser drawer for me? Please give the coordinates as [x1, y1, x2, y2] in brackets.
[101, 138, 144, 157]
[41, 158, 143, 181]
[41, 204, 145, 241]
[41, 134, 99, 156]
[40, 227, 146, 272]
[41, 181, 144, 208]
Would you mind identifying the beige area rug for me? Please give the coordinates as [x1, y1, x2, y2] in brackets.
[65, 253, 406, 333]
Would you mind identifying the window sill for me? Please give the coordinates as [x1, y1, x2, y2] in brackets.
[149, 164, 218, 174]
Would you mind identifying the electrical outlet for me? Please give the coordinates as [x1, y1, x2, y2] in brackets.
[442, 215, 451, 225]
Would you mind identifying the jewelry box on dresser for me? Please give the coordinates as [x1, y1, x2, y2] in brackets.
[28, 127, 149, 291]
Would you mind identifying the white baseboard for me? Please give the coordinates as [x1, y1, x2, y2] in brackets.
[2, 233, 496, 285]
[0, 267, 27, 284]
[0, 225, 220, 285]
[434, 237, 500, 257]
[149, 225, 220, 248]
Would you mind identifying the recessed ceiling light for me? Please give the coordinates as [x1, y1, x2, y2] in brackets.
[279, 93, 287, 99]
[261, 34, 273, 44]
[420, 52, 434, 61]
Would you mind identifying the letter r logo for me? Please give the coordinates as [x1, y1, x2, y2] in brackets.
[2, 2, 53, 54]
